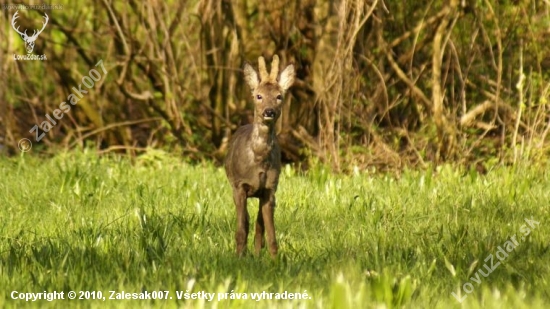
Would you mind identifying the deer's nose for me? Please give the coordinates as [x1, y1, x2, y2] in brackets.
[262, 108, 276, 119]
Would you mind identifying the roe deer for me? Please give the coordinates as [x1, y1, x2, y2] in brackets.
[224, 55, 295, 258]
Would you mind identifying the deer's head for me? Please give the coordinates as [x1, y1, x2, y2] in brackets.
[243, 55, 295, 126]
[11, 11, 49, 54]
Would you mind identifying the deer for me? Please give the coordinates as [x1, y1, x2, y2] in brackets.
[224, 55, 295, 258]
[11, 10, 49, 54]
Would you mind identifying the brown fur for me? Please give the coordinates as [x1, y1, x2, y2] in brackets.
[224, 55, 295, 257]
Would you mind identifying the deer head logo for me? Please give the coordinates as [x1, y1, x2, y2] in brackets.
[11, 11, 49, 54]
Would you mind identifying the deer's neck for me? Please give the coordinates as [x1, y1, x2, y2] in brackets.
[251, 123, 276, 160]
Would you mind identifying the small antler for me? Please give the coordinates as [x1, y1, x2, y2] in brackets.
[269, 55, 279, 81]
[258, 56, 269, 81]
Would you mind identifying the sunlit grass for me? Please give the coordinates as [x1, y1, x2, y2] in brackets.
[0, 150, 549, 308]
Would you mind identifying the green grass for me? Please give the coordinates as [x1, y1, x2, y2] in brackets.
[0, 149, 549, 308]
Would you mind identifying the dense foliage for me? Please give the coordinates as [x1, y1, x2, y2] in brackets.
[1, 0, 549, 170]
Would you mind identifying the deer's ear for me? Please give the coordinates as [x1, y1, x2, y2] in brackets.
[243, 63, 259, 91]
[278, 64, 295, 93]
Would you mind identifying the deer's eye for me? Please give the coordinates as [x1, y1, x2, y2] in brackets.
[276, 94, 283, 100]
[256, 94, 262, 100]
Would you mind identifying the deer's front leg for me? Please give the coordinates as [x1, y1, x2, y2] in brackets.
[260, 191, 277, 257]
[233, 187, 249, 257]
[254, 200, 265, 256]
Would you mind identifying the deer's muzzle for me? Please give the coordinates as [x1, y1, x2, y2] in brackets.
[262, 108, 277, 121]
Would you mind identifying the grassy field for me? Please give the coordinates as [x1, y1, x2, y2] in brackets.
[0, 150, 549, 308]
